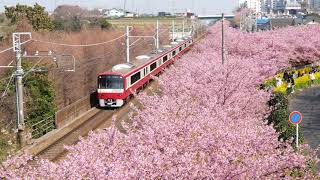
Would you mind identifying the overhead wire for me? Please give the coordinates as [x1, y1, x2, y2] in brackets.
[0, 30, 137, 130]
[7, 60, 14, 66]
[0, 31, 128, 55]
[23, 57, 44, 78]
[0, 75, 12, 82]
[0, 39, 32, 55]
[32, 32, 130, 47]
[0, 47, 13, 54]
[0, 74, 14, 99]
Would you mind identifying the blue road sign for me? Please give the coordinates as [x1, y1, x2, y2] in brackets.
[289, 111, 302, 125]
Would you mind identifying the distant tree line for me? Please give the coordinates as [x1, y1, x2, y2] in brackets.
[4, 4, 111, 32]
[5, 4, 54, 31]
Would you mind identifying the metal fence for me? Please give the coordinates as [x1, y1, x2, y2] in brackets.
[55, 92, 97, 128]
[27, 115, 55, 139]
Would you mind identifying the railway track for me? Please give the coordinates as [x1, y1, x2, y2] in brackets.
[29, 33, 206, 164]
[36, 109, 114, 162]
[29, 95, 140, 164]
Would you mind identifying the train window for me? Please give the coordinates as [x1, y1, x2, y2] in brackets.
[163, 55, 168, 62]
[179, 47, 182, 51]
[98, 75, 123, 89]
[185, 44, 187, 48]
[131, 72, 141, 85]
[172, 50, 176, 56]
[150, 62, 157, 71]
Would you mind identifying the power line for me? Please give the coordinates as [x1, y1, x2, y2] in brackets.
[0, 47, 13, 54]
[0, 75, 12, 82]
[23, 58, 44, 78]
[0, 75, 14, 102]
[32, 33, 128, 47]
[1, 32, 128, 55]
[0, 39, 32, 55]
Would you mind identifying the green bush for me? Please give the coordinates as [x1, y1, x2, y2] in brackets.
[99, 18, 111, 30]
[53, 19, 64, 31]
[267, 92, 303, 145]
[0, 15, 4, 23]
[5, 3, 54, 31]
[22, 62, 56, 138]
[264, 78, 276, 88]
[70, 16, 82, 32]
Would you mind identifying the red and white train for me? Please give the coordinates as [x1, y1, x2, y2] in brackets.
[97, 36, 194, 107]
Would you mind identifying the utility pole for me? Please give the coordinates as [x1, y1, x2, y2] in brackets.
[126, 25, 130, 63]
[123, 0, 127, 16]
[172, 20, 175, 41]
[156, 20, 159, 50]
[191, 19, 195, 37]
[221, 13, 225, 65]
[182, 20, 185, 38]
[125, 24, 158, 62]
[12, 32, 31, 146]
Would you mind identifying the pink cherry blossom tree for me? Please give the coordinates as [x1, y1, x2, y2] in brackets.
[1, 22, 320, 178]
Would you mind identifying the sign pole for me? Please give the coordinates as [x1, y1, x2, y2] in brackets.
[296, 124, 299, 148]
[289, 111, 302, 149]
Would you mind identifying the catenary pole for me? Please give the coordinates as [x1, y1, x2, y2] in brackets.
[172, 20, 175, 41]
[12, 32, 31, 146]
[123, 0, 127, 16]
[156, 20, 159, 49]
[126, 25, 130, 63]
[182, 20, 185, 37]
[221, 13, 225, 65]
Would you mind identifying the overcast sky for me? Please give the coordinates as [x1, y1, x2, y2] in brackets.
[0, 0, 238, 15]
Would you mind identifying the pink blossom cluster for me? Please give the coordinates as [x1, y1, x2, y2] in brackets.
[2, 22, 320, 179]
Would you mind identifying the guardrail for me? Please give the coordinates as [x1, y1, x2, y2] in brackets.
[31, 116, 55, 139]
[55, 92, 97, 128]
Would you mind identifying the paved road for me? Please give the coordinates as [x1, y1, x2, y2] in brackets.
[289, 87, 320, 148]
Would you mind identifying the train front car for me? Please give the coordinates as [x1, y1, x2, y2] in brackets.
[97, 73, 125, 107]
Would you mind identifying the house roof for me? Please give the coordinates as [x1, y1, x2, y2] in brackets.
[104, 8, 136, 15]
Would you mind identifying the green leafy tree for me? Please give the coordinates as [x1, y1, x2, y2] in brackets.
[22, 62, 56, 138]
[99, 18, 111, 30]
[4, 3, 54, 31]
[70, 15, 82, 32]
[52, 19, 64, 31]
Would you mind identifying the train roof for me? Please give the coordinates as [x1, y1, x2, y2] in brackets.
[100, 37, 192, 77]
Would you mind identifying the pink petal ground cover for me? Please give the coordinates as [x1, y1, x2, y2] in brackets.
[2, 22, 320, 179]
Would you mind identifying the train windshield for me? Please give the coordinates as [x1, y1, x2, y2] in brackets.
[98, 75, 123, 89]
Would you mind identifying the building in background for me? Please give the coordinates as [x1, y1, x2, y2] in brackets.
[158, 12, 171, 17]
[103, 8, 137, 18]
[242, 0, 309, 15]
[308, 0, 320, 11]
[285, 0, 302, 14]
[104, 8, 125, 17]
[239, 0, 263, 12]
